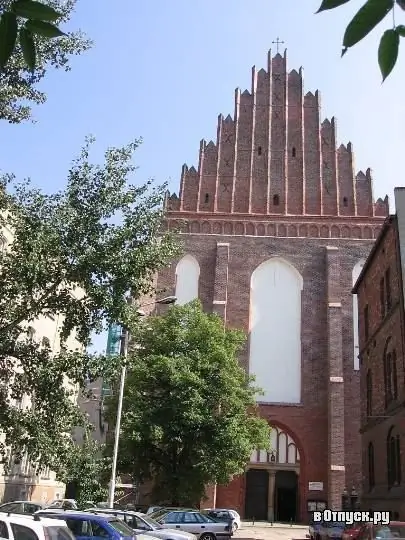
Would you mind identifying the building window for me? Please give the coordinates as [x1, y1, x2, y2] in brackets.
[258, 146, 262, 156]
[364, 305, 369, 340]
[366, 369, 372, 417]
[380, 276, 386, 319]
[343, 197, 348, 207]
[384, 340, 398, 407]
[292, 147, 296, 157]
[204, 193, 209, 204]
[387, 426, 401, 488]
[273, 194, 279, 206]
[368, 442, 375, 490]
[385, 267, 392, 311]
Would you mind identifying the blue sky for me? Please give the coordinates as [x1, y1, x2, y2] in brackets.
[0, 0, 403, 352]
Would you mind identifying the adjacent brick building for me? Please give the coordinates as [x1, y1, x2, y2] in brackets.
[353, 187, 405, 518]
[155, 49, 389, 522]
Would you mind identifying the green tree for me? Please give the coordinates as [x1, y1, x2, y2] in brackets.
[0, 136, 180, 475]
[317, 0, 405, 81]
[105, 300, 271, 507]
[59, 431, 109, 508]
[0, 0, 91, 123]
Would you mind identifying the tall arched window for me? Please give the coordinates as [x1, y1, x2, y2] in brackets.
[249, 257, 303, 404]
[368, 442, 375, 490]
[352, 260, 365, 370]
[366, 369, 372, 417]
[175, 255, 200, 306]
[387, 426, 401, 488]
[384, 338, 398, 407]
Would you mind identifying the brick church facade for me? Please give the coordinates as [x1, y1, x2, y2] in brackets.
[156, 49, 389, 522]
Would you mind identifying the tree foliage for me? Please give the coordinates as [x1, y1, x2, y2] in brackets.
[0, 136, 180, 474]
[104, 300, 271, 507]
[317, 0, 405, 81]
[59, 431, 109, 508]
[0, 0, 91, 123]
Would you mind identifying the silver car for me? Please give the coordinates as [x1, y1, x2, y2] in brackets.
[85, 508, 197, 540]
[155, 510, 232, 540]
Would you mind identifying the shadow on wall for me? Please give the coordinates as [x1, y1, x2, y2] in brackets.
[1, 475, 35, 502]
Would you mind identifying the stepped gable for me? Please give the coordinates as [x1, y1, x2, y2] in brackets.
[165, 49, 389, 222]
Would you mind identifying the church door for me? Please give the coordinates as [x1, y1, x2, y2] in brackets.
[245, 469, 269, 520]
[274, 470, 298, 522]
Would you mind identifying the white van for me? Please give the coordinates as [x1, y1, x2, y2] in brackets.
[0, 512, 74, 539]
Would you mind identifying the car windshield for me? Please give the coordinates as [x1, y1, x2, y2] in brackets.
[108, 519, 136, 536]
[375, 526, 405, 539]
[44, 526, 76, 540]
[140, 515, 161, 529]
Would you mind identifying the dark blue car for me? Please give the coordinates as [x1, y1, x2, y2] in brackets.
[35, 510, 136, 539]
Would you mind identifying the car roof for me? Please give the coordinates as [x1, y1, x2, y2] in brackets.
[38, 510, 116, 520]
[0, 513, 67, 527]
[86, 509, 139, 516]
[0, 501, 38, 504]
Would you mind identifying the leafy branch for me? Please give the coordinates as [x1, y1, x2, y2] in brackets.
[0, 0, 65, 71]
[317, 0, 405, 81]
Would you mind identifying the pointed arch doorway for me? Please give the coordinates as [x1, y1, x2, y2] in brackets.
[245, 425, 301, 522]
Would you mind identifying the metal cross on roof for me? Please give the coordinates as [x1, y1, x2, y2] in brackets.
[272, 37, 285, 54]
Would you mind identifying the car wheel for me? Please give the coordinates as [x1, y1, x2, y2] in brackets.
[232, 523, 238, 532]
[200, 533, 216, 540]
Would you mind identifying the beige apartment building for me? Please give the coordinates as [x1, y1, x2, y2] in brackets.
[0, 221, 83, 504]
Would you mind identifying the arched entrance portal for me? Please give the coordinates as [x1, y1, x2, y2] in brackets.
[245, 425, 300, 522]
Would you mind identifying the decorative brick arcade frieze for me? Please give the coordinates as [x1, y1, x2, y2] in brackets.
[166, 216, 383, 240]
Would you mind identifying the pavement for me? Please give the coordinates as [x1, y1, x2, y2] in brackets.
[234, 521, 308, 540]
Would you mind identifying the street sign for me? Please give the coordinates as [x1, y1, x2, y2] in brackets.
[115, 483, 135, 488]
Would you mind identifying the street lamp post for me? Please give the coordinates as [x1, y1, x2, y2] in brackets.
[107, 295, 177, 508]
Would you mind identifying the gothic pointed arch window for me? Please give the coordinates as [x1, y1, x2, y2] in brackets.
[249, 257, 303, 403]
[387, 426, 401, 488]
[352, 260, 365, 370]
[250, 425, 300, 465]
[175, 255, 200, 306]
[368, 442, 375, 491]
[366, 369, 372, 417]
[383, 337, 398, 408]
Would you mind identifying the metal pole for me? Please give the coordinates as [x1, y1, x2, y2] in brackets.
[107, 328, 128, 507]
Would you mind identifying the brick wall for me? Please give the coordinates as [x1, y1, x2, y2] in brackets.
[357, 217, 405, 515]
[159, 48, 389, 521]
[157, 235, 378, 519]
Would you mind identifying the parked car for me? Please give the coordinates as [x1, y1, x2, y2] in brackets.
[0, 500, 45, 515]
[149, 509, 196, 521]
[34, 510, 139, 539]
[202, 510, 241, 532]
[46, 499, 78, 510]
[308, 516, 324, 540]
[341, 524, 364, 540]
[86, 508, 197, 540]
[0, 512, 74, 539]
[154, 510, 232, 540]
[320, 521, 348, 540]
[147, 507, 164, 515]
[356, 522, 405, 540]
